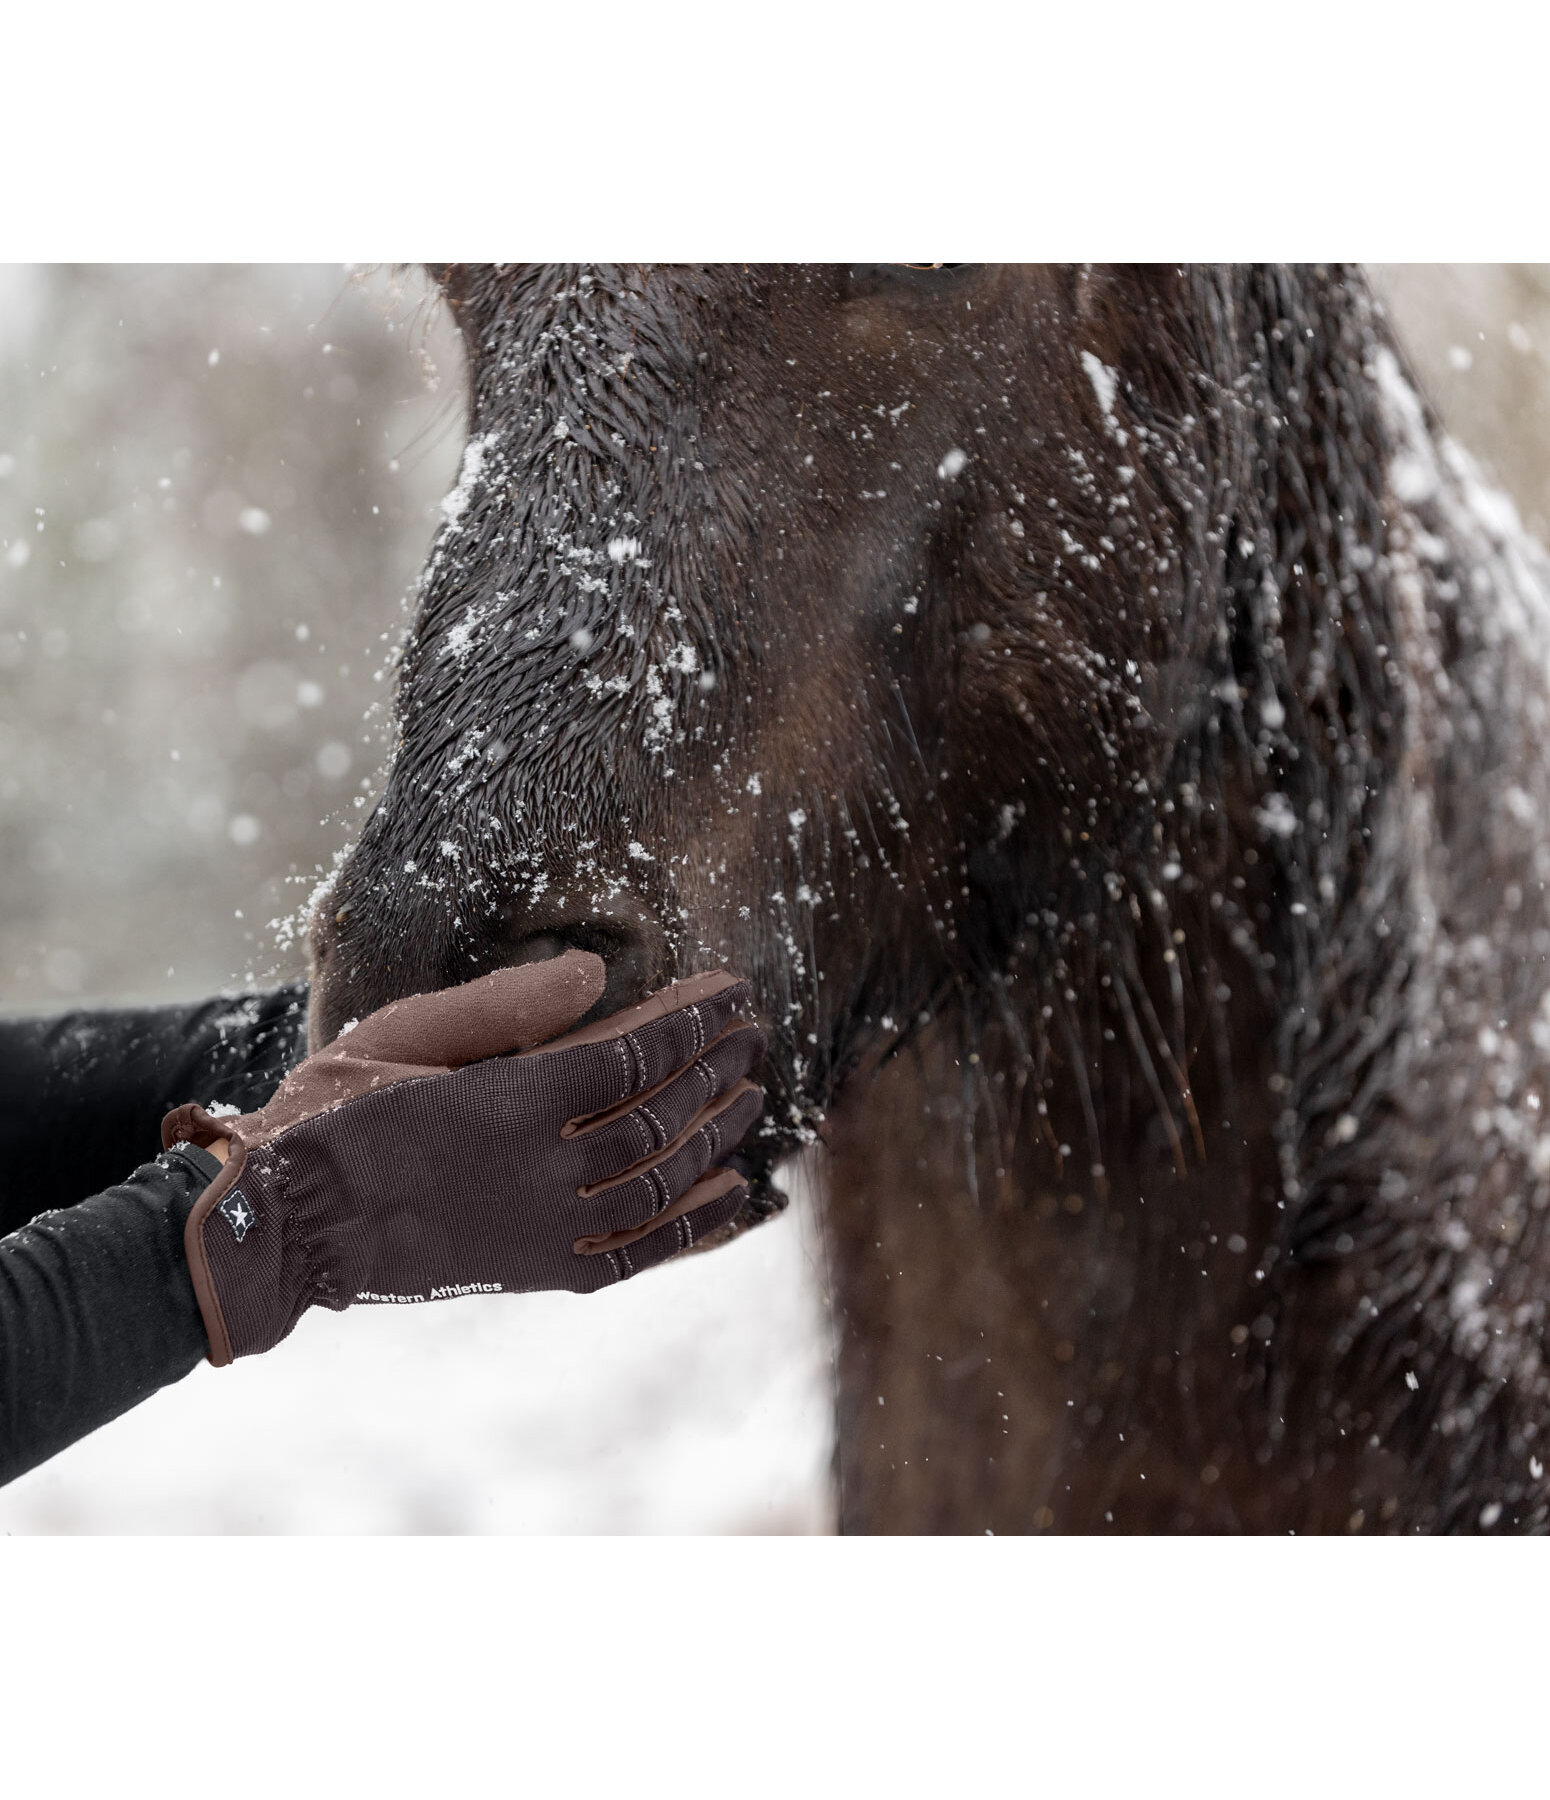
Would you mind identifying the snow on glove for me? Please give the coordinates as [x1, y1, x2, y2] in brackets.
[160, 949, 766, 1365]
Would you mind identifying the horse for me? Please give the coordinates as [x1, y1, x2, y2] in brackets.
[310, 265, 1550, 1532]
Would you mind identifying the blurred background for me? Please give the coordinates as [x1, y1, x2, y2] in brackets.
[0, 265, 1543, 1531]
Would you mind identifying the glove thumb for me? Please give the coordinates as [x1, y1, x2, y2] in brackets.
[332, 949, 608, 1067]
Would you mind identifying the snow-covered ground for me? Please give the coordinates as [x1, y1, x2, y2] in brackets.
[0, 1162, 837, 1534]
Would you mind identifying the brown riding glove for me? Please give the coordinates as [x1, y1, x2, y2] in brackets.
[160, 950, 766, 1365]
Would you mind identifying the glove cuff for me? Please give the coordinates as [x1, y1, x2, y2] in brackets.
[161, 1103, 247, 1365]
[163, 1102, 292, 1368]
[178, 1137, 249, 1367]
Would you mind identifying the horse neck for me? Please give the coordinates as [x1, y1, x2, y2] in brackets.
[817, 951, 1309, 1533]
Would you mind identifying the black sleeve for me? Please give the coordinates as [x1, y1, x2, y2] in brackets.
[0, 984, 309, 1238]
[0, 985, 309, 1487]
[0, 1142, 223, 1486]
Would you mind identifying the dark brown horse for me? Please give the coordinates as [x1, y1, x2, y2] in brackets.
[311, 265, 1550, 1532]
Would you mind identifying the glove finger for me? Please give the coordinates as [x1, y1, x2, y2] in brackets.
[608, 1181, 750, 1277]
[620, 1182, 747, 1270]
[524, 972, 755, 1123]
[572, 1082, 765, 1241]
[577, 1168, 750, 1263]
[338, 950, 606, 1066]
[563, 1019, 767, 1173]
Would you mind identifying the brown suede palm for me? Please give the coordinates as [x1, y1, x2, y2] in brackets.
[160, 951, 766, 1365]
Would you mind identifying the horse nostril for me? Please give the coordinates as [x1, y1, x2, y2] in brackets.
[506, 932, 571, 968]
[506, 918, 671, 1018]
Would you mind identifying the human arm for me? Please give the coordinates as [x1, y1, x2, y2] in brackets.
[0, 985, 308, 1237]
[0, 982, 308, 1484]
[0, 1143, 219, 1486]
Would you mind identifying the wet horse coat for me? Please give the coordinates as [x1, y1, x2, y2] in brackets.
[312, 265, 1550, 1532]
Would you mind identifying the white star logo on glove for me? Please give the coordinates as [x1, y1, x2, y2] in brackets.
[218, 1189, 256, 1243]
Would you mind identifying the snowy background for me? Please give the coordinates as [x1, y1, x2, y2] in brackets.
[0, 264, 1545, 1532]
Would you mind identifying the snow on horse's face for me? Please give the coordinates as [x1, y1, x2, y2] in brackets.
[310, 265, 1189, 1153]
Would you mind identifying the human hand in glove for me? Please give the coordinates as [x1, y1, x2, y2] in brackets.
[161, 950, 766, 1365]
